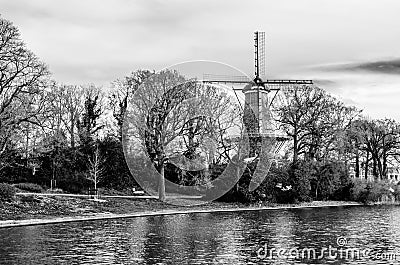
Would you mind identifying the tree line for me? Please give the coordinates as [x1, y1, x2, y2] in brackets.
[1, 16, 400, 203]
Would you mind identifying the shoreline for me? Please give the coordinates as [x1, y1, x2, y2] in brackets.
[0, 201, 364, 229]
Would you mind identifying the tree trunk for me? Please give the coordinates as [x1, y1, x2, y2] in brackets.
[94, 176, 98, 199]
[377, 158, 384, 180]
[71, 127, 75, 148]
[118, 126, 123, 143]
[94, 175, 97, 190]
[365, 151, 369, 180]
[373, 158, 378, 180]
[158, 162, 166, 202]
[52, 158, 56, 190]
[382, 154, 387, 180]
[355, 149, 360, 179]
[293, 135, 298, 163]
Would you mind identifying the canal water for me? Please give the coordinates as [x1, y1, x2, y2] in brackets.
[0, 206, 399, 264]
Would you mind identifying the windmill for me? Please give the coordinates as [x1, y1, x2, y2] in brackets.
[203, 31, 313, 191]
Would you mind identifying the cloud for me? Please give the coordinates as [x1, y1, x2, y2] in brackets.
[295, 62, 400, 121]
[349, 59, 400, 74]
[314, 58, 400, 75]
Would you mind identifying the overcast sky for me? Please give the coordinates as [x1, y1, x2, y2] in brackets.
[1, 0, 400, 120]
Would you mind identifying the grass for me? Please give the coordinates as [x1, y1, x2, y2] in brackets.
[0, 193, 362, 222]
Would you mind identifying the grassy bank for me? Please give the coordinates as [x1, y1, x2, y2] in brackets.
[0, 192, 364, 225]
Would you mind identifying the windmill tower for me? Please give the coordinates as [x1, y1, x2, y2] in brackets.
[204, 31, 313, 157]
[244, 32, 271, 136]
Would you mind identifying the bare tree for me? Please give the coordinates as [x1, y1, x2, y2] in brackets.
[109, 70, 153, 141]
[276, 86, 359, 163]
[125, 70, 242, 201]
[77, 85, 104, 146]
[166, 83, 242, 185]
[87, 143, 105, 198]
[132, 70, 190, 201]
[355, 118, 400, 180]
[275, 86, 327, 162]
[344, 119, 365, 179]
[61, 85, 85, 148]
[309, 98, 359, 161]
[0, 16, 49, 168]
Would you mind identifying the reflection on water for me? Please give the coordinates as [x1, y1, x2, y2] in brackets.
[0, 206, 400, 264]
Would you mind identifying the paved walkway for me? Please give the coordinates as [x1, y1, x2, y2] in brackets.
[0, 202, 363, 228]
[16, 192, 202, 200]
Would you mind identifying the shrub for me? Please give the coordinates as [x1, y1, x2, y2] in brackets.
[350, 179, 368, 202]
[253, 163, 295, 204]
[368, 181, 393, 202]
[309, 161, 353, 201]
[351, 179, 394, 203]
[288, 161, 312, 202]
[15, 183, 44, 193]
[218, 161, 297, 204]
[0, 183, 16, 202]
[57, 172, 92, 194]
[393, 183, 400, 201]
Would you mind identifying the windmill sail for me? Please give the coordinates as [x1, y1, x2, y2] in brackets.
[255, 31, 266, 80]
[202, 73, 251, 84]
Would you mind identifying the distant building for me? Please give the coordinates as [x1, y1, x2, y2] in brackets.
[349, 162, 400, 184]
[348, 163, 374, 182]
[387, 166, 400, 183]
